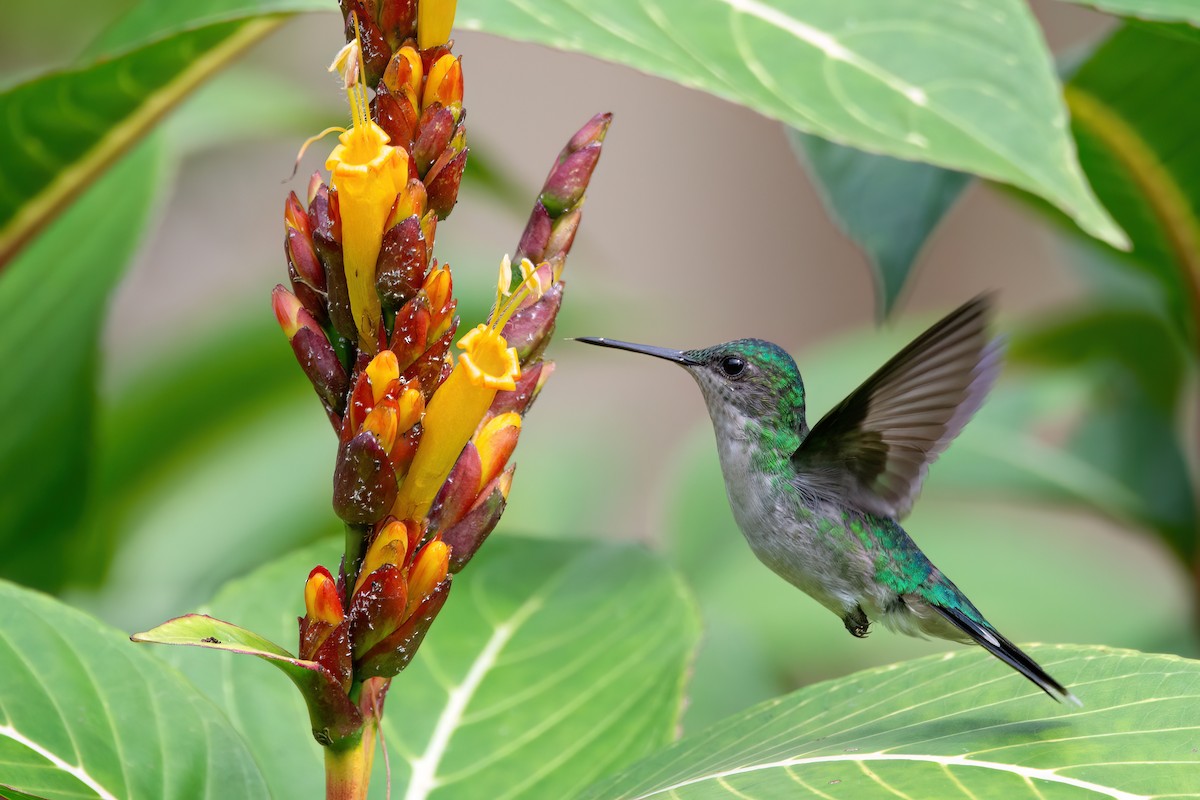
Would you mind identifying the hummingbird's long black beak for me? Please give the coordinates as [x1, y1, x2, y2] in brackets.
[574, 337, 699, 365]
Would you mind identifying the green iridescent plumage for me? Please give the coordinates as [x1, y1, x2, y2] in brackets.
[578, 297, 1078, 705]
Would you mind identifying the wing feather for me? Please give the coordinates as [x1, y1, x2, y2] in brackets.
[793, 296, 1002, 518]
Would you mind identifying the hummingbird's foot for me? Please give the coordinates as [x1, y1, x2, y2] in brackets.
[843, 606, 870, 639]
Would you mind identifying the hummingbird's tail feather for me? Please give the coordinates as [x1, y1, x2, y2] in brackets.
[933, 604, 1081, 706]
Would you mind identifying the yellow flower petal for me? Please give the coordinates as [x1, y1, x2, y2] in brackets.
[327, 122, 409, 351]
[417, 0, 458, 50]
[391, 325, 520, 520]
[354, 520, 410, 594]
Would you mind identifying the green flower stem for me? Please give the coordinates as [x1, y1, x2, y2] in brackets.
[343, 522, 369, 606]
[324, 720, 376, 800]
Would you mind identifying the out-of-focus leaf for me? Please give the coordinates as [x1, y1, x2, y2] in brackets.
[0, 17, 283, 270]
[1063, 22, 1200, 348]
[459, 0, 1124, 248]
[0, 580, 268, 799]
[787, 131, 970, 316]
[162, 66, 330, 156]
[159, 536, 700, 798]
[1056, 0, 1200, 23]
[0, 139, 163, 591]
[1009, 306, 1187, 412]
[942, 369, 1196, 568]
[581, 645, 1200, 799]
[102, 0, 1126, 248]
[82, 0, 331, 55]
[1067, 379, 1197, 563]
[951, 305, 1196, 566]
[0, 785, 51, 800]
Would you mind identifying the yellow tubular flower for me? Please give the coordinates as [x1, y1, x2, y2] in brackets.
[325, 41, 409, 353]
[391, 324, 519, 520]
[390, 259, 542, 520]
[417, 0, 458, 50]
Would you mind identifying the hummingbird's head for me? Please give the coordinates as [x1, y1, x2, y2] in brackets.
[575, 337, 807, 433]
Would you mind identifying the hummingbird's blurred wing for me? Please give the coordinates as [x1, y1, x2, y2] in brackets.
[792, 296, 1002, 519]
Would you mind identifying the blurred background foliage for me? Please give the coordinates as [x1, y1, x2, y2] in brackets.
[0, 0, 1196, 744]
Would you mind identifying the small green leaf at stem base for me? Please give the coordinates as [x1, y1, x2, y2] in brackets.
[132, 613, 364, 746]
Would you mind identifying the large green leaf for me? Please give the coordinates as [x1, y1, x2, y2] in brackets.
[458, 0, 1124, 248]
[582, 645, 1200, 798]
[0, 16, 285, 270]
[1056, 0, 1200, 23]
[0, 580, 268, 799]
[0, 139, 163, 591]
[1063, 22, 1200, 348]
[787, 131, 970, 316]
[158, 536, 700, 798]
[6, 0, 1127, 272]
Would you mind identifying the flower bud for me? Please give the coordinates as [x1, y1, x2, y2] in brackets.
[356, 520, 411, 593]
[544, 208, 581, 264]
[413, 105, 456, 176]
[358, 576, 450, 678]
[349, 563, 409, 657]
[384, 45, 423, 99]
[427, 148, 467, 220]
[442, 469, 511, 572]
[365, 350, 401, 404]
[407, 540, 450, 614]
[501, 282, 564, 362]
[299, 566, 352, 688]
[361, 402, 399, 453]
[304, 566, 344, 627]
[540, 144, 602, 217]
[389, 294, 432, 370]
[422, 54, 462, 112]
[515, 202, 552, 264]
[428, 441, 482, 531]
[489, 361, 553, 417]
[373, 86, 418, 152]
[378, 0, 418, 47]
[475, 412, 520, 491]
[333, 432, 400, 525]
[310, 185, 358, 345]
[376, 215, 428, 310]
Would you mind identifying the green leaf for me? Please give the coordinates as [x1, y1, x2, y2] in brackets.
[90, 0, 1125, 249]
[947, 306, 1196, 566]
[1009, 306, 1187, 413]
[0, 16, 282, 269]
[459, 0, 1124, 248]
[0, 138, 163, 591]
[0, 580, 268, 799]
[133, 613, 364, 745]
[582, 645, 1200, 798]
[1055, 0, 1200, 23]
[159, 536, 700, 798]
[0, 785, 52, 800]
[1063, 22, 1200, 348]
[787, 131, 970, 316]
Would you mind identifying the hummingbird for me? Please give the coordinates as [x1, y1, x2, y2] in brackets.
[577, 297, 1078, 704]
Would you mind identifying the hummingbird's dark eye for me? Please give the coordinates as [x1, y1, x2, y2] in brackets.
[720, 356, 746, 377]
